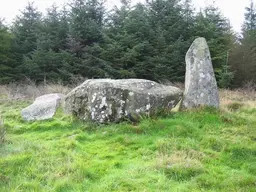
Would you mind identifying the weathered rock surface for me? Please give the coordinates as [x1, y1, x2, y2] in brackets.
[21, 93, 64, 121]
[181, 37, 219, 109]
[64, 79, 182, 123]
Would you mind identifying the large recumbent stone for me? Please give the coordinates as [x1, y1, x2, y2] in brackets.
[64, 79, 182, 123]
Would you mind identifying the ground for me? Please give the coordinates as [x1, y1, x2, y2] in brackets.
[0, 88, 255, 192]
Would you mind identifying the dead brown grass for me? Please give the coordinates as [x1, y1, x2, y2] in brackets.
[1, 81, 256, 111]
[219, 88, 256, 110]
[0, 83, 72, 101]
[0, 117, 5, 144]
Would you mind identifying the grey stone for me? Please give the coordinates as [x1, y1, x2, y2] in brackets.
[64, 79, 182, 123]
[181, 37, 219, 109]
[21, 93, 64, 121]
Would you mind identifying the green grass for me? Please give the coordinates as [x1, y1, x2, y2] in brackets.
[0, 100, 255, 192]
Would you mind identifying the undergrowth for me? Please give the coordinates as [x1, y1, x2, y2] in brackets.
[0, 100, 255, 191]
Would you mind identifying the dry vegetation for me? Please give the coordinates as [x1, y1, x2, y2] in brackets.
[0, 117, 5, 145]
[0, 82, 256, 102]
[1, 82, 255, 109]
[0, 83, 72, 101]
[1, 82, 256, 124]
[219, 88, 256, 110]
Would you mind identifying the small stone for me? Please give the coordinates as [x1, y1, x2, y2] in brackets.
[21, 93, 64, 121]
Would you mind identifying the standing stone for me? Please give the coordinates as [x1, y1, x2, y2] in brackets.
[181, 37, 219, 109]
[21, 93, 64, 121]
[64, 79, 183, 123]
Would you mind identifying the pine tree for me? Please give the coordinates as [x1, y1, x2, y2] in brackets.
[0, 0, 241, 85]
[243, 0, 256, 32]
[12, 2, 42, 56]
[0, 20, 16, 83]
[11, 2, 42, 80]
[69, 0, 105, 48]
[194, 5, 234, 87]
[230, 0, 256, 86]
[65, 0, 108, 79]
[37, 4, 69, 51]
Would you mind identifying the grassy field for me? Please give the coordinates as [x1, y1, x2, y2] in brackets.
[0, 88, 256, 191]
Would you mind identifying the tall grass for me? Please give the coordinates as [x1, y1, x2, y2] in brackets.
[0, 83, 72, 100]
[0, 117, 5, 144]
[219, 88, 256, 110]
[1, 81, 255, 101]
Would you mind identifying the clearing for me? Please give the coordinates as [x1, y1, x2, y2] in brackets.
[0, 89, 255, 191]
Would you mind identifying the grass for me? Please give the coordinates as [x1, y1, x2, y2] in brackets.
[0, 90, 256, 191]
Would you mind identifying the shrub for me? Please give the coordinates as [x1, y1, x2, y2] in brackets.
[156, 151, 205, 181]
[227, 102, 244, 111]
